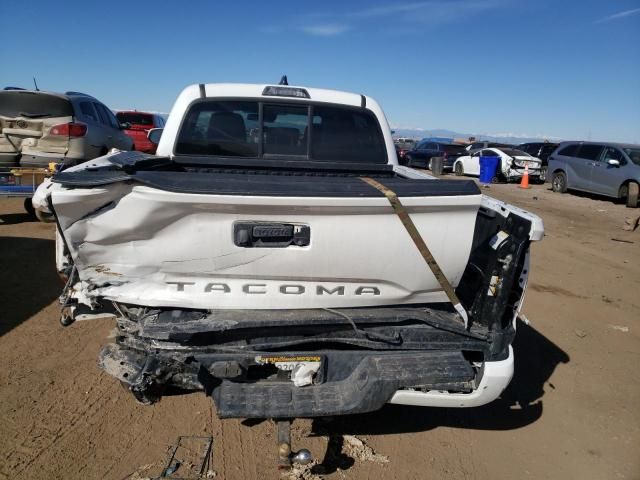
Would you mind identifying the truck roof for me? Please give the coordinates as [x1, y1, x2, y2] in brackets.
[185, 83, 367, 107]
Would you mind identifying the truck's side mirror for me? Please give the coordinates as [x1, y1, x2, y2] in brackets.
[119, 122, 131, 130]
[148, 128, 163, 145]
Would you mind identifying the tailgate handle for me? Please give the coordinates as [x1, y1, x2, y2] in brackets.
[234, 223, 310, 248]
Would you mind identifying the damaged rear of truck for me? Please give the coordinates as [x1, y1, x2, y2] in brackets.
[33, 83, 543, 419]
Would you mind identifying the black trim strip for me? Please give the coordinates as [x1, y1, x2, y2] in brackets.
[53, 170, 481, 197]
[172, 155, 394, 172]
[306, 104, 313, 158]
[360, 94, 366, 108]
[198, 84, 206, 98]
[46, 194, 71, 257]
[257, 102, 263, 157]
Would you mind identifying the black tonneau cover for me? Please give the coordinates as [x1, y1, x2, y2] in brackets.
[53, 151, 481, 197]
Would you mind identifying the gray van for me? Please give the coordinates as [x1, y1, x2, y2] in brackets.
[548, 141, 640, 208]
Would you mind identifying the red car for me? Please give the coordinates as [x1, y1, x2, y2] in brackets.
[116, 111, 165, 154]
[394, 140, 416, 165]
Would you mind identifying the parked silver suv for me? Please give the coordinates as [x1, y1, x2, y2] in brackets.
[548, 141, 640, 208]
[0, 89, 133, 168]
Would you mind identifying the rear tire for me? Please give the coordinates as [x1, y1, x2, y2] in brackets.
[454, 162, 464, 176]
[23, 198, 35, 218]
[551, 171, 567, 193]
[405, 155, 413, 168]
[539, 167, 547, 183]
[626, 182, 639, 208]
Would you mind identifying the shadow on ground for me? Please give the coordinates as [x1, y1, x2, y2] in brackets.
[306, 322, 569, 473]
[0, 236, 60, 336]
[0, 212, 36, 225]
[313, 322, 569, 436]
[560, 187, 629, 206]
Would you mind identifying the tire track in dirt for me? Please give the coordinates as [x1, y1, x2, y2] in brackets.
[10, 379, 114, 478]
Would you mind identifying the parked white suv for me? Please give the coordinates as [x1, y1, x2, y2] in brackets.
[0, 89, 133, 168]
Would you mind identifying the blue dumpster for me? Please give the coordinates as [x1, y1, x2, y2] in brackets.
[479, 155, 500, 184]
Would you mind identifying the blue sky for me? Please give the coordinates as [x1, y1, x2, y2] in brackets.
[1, 0, 639, 142]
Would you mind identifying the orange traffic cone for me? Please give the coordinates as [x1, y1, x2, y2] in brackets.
[519, 164, 530, 189]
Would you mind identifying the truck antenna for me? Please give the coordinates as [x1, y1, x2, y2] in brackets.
[33, 77, 40, 91]
[279, 75, 288, 86]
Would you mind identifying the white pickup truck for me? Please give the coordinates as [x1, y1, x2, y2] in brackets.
[33, 82, 543, 419]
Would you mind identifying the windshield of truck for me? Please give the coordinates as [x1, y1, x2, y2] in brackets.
[175, 100, 387, 163]
[116, 112, 154, 126]
[0, 91, 73, 118]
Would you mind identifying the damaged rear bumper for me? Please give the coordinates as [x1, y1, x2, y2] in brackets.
[100, 343, 482, 418]
[389, 346, 513, 408]
[97, 305, 510, 418]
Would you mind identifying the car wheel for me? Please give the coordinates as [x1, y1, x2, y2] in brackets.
[551, 171, 567, 193]
[626, 182, 639, 208]
[23, 198, 35, 218]
[454, 162, 464, 176]
[539, 167, 547, 183]
[427, 159, 432, 170]
[491, 175, 501, 184]
[405, 155, 413, 168]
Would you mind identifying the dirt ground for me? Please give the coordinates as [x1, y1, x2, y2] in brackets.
[1, 181, 639, 480]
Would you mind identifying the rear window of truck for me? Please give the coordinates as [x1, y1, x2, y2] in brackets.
[175, 100, 387, 163]
[0, 91, 73, 118]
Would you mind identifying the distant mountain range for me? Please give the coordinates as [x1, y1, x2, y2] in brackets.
[390, 127, 562, 145]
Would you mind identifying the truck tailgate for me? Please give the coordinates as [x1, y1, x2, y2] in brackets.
[50, 170, 482, 310]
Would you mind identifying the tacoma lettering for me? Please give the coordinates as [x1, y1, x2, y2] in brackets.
[166, 281, 195, 292]
[243, 284, 267, 294]
[355, 286, 381, 295]
[205, 283, 230, 293]
[165, 282, 381, 295]
[316, 286, 345, 295]
[280, 285, 305, 295]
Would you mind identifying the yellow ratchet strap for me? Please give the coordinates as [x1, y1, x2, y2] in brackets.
[361, 176, 469, 329]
